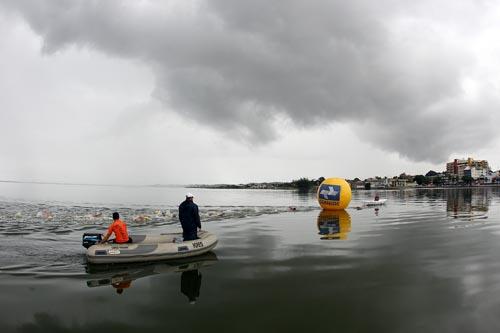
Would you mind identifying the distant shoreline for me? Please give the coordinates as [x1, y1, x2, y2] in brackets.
[189, 184, 500, 190]
[2, 179, 499, 190]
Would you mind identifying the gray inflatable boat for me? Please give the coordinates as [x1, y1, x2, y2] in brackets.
[85, 230, 218, 264]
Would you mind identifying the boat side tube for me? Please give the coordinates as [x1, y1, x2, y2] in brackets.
[86, 230, 218, 264]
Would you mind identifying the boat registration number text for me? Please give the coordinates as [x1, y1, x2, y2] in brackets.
[192, 241, 204, 249]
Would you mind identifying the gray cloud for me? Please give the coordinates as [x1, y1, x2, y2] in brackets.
[2, 0, 498, 162]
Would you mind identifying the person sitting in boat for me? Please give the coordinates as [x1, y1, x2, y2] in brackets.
[179, 193, 201, 241]
[374, 194, 380, 201]
[100, 212, 132, 244]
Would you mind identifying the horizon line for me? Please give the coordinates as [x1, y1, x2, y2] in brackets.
[0, 180, 185, 188]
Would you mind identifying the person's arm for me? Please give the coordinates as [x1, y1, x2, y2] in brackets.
[194, 205, 201, 229]
[100, 223, 113, 243]
[100, 232, 111, 243]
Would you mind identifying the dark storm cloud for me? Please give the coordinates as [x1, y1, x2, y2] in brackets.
[2, 0, 498, 162]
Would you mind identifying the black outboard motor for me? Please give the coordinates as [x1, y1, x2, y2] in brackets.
[82, 233, 103, 249]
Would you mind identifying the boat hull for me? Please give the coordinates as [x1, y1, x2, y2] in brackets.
[86, 230, 218, 264]
[363, 199, 387, 206]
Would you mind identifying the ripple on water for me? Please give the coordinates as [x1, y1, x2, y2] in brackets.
[0, 200, 316, 276]
[0, 200, 316, 235]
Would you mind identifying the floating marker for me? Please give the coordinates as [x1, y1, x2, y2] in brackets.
[317, 178, 352, 210]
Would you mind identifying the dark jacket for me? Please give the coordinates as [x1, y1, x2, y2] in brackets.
[179, 199, 201, 240]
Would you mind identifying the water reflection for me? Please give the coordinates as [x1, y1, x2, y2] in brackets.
[181, 269, 202, 304]
[86, 252, 217, 302]
[446, 189, 489, 213]
[111, 275, 132, 294]
[293, 189, 316, 206]
[445, 189, 490, 221]
[365, 188, 495, 221]
[317, 210, 351, 240]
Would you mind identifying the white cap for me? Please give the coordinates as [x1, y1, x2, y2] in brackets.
[186, 192, 194, 198]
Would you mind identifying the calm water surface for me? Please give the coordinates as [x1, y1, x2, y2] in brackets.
[1, 183, 500, 332]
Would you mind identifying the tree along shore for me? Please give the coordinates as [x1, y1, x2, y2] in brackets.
[189, 177, 324, 191]
[189, 176, 500, 191]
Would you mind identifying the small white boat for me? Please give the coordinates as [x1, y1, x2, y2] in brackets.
[85, 230, 218, 264]
[363, 199, 387, 206]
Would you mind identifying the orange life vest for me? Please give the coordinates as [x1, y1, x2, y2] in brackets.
[107, 219, 129, 243]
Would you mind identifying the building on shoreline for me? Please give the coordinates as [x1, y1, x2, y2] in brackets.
[354, 157, 499, 190]
[193, 157, 499, 191]
[446, 158, 490, 179]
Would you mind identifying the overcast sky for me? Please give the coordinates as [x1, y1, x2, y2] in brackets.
[1, 0, 500, 185]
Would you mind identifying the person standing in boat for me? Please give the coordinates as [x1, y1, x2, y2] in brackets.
[100, 212, 132, 244]
[179, 193, 201, 241]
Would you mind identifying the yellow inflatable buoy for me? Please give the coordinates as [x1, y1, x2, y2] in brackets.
[317, 209, 351, 240]
[317, 178, 352, 210]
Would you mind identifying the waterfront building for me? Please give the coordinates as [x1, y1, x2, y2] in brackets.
[446, 158, 490, 179]
[348, 179, 365, 189]
[390, 178, 412, 187]
[365, 177, 390, 189]
[464, 167, 488, 180]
